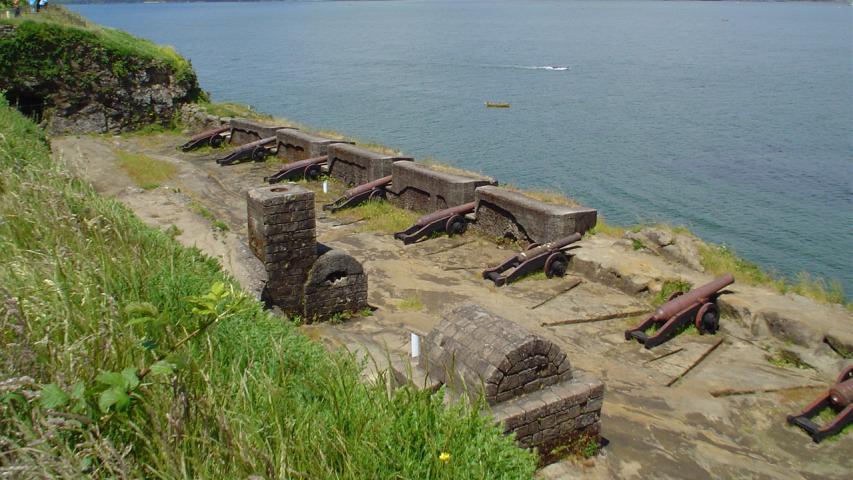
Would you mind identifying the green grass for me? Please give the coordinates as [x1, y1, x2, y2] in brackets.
[399, 296, 425, 311]
[1, 7, 195, 85]
[0, 97, 536, 478]
[765, 349, 812, 370]
[332, 199, 419, 235]
[115, 149, 177, 190]
[652, 279, 694, 306]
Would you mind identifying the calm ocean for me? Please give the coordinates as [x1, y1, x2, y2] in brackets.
[71, 0, 853, 293]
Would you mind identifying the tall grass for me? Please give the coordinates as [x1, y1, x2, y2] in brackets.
[0, 98, 536, 477]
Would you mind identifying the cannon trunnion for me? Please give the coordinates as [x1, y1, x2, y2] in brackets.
[625, 274, 734, 349]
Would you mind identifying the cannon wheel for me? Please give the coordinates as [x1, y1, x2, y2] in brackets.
[695, 302, 720, 334]
[252, 146, 268, 162]
[445, 215, 467, 236]
[368, 189, 385, 201]
[210, 135, 223, 148]
[544, 252, 568, 278]
[304, 164, 321, 180]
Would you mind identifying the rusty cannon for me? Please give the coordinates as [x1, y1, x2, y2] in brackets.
[265, 155, 328, 184]
[787, 364, 853, 443]
[322, 175, 392, 213]
[394, 202, 475, 245]
[179, 126, 230, 152]
[216, 136, 277, 166]
[482, 233, 581, 287]
[625, 274, 734, 349]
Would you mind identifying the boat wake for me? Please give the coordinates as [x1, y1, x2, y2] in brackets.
[523, 65, 569, 71]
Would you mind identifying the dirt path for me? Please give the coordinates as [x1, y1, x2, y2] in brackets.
[53, 133, 852, 479]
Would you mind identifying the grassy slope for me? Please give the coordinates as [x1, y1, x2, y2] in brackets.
[0, 7, 194, 84]
[0, 99, 536, 477]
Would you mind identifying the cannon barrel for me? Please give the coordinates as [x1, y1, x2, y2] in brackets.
[241, 135, 277, 149]
[275, 155, 327, 171]
[189, 126, 229, 142]
[517, 233, 581, 261]
[341, 175, 393, 199]
[653, 274, 734, 320]
[413, 202, 476, 227]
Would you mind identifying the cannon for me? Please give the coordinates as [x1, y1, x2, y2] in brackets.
[625, 274, 734, 349]
[322, 175, 392, 213]
[394, 202, 475, 245]
[216, 136, 276, 166]
[482, 233, 581, 287]
[179, 126, 230, 152]
[788, 364, 853, 443]
[265, 155, 328, 184]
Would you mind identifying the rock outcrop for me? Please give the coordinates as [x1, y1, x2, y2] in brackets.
[0, 20, 202, 134]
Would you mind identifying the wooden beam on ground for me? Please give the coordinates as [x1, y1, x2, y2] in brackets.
[542, 308, 651, 327]
[529, 278, 583, 310]
[643, 347, 684, 364]
[425, 240, 475, 256]
[709, 384, 824, 398]
[666, 337, 725, 387]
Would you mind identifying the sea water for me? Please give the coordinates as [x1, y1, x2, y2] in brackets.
[71, 0, 853, 293]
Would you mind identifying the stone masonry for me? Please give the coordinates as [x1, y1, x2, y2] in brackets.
[388, 162, 496, 213]
[303, 245, 369, 320]
[247, 184, 368, 322]
[276, 129, 352, 162]
[327, 143, 413, 186]
[247, 185, 317, 314]
[230, 118, 292, 146]
[474, 186, 598, 245]
[418, 304, 603, 464]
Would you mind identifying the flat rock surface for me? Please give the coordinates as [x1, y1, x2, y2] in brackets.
[53, 133, 852, 479]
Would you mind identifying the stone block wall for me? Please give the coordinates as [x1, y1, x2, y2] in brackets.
[491, 370, 603, 464]
[230, 118, 292, 146]
[474, 186, 598, 244]
[247, 185, 317, 314]
[417, 303, 603, 465]
[247, 185, 368, 321]
[179, 104, 229, 131]
[276, 129, 352, 162]
[327, 143, 412, 186]
[303, 246, 368, 320]
[421, 304, 571, 405]
[388, 162, 496, 213]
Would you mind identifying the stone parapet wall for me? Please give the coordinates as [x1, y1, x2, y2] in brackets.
[276, 129, 352, 162]
[388, 162, 496, 213]
[491, 370, 603, 464]
[327, 143, 412, 186]
[474, 186, 597, 244]
[230, 118, 292, 146]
